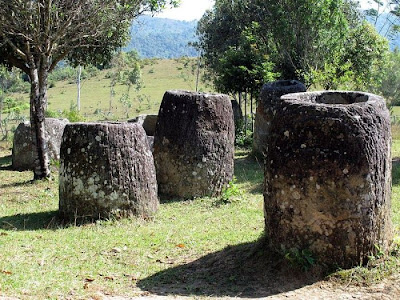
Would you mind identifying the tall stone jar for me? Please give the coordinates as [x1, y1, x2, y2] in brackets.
[264, 91, 392, 268]
[154, 90, 235, 199]
[253, 80, 306, 156]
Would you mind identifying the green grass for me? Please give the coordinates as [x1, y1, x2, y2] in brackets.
[1, 140, 400, 298]
[10, 58, 211, 123]
[0, 149, 264, 298]
[2, 71, 400, 297]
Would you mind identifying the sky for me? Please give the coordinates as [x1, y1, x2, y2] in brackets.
[155, 0, 390, 21]
[155, 0, 215, 21]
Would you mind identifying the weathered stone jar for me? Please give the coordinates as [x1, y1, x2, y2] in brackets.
[154, 90, 235, 198]
[59, 122, 158, 220]
[12, 118, 69, 171]
[264, 91, 392, 268]
[253, 80, 306, 156]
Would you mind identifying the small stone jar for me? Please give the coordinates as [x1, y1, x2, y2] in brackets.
[154, 90, 235, 199]
[253, 80, 306, 156]
[12, 118, 69, 171]
[59, 122, 158, 220]
[264, 91, 392, 268]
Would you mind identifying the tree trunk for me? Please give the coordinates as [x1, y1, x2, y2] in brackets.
[77, 65, 81, 111]
[30, 65, 50, 180]
[0, 96, 3, 137]
[250, 93, 253, 132]
[244, 91, 247, 131]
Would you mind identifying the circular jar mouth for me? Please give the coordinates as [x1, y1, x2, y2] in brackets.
[314, 92, 368, 105]
[281, 91, 372, 105]
[269, 80, 302, 87]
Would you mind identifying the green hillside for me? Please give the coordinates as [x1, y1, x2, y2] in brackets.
[125, 16, 198, 58]
[12, 58, 211, 123]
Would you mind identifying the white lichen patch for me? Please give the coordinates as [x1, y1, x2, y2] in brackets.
[72, 178, 84, 195]
[292, 191, 301, 200]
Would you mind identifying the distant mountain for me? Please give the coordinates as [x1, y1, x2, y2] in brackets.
[365, 12, 400, 50]
[125, 15, 199, 58]
[125, 13, 400, 59]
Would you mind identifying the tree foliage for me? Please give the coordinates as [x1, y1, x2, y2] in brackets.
[197, 0, 389, 92]
[0, 0, 176, 179]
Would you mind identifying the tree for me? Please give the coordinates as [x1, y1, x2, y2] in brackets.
[197, 0, 352, 86]
[0, 0, 177, 179]
[213, 23, 278, 128]
[306, 21, 389, 90]
[197, 0, 389, 91]
[365, 0, 400, 40]
[368, 48, 400, 106]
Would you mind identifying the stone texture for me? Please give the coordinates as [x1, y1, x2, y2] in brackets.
[129, 114, 158, 136]
[12, 118, 69, 171]
[253, 80, 306, 156]
[59, 122, 158, 220]
[264, 91, 392, 268]
[154, 90, 235, 198]
[147, 136, 154, 151]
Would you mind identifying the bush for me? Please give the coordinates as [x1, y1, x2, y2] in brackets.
[45, 105, 85, 123]
[235, 116, 253, 148]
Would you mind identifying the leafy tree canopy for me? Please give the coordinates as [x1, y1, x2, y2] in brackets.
[0, 0, 178, 179]
[197, 0, 389, 91]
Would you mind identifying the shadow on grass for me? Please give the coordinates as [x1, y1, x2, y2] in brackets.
[0, 154, 12, 170]
[0, 210, 108, 231]
[0, 179, 34, 189]
[137, 237, 324, 298]
[0, 210, 60, 231]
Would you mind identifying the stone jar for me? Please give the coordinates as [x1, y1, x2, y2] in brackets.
[12, 118, 69, 171]
[264, 91, 392, 268]
[59, 122, 158, 220]
[128, 114, 158, 136]
[253, 80, 306, 156]
[154, 90, 235, 199]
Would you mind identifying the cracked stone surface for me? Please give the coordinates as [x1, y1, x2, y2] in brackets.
[154, 90, 234, 199]
[264, 91, 392, 268]
[59, 122, 158, 220]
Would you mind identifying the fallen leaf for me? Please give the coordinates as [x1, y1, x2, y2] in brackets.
[104, 276, 114, 281]
[1, 270, 12, 275]
[176, 243, 185, 248]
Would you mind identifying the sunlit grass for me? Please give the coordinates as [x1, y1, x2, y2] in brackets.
[0, 149, 263, 298]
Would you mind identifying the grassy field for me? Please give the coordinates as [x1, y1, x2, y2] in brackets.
[1, 61, 400, 298]
[0, 149, 266, 298]
[9, 58, 211, 123]
[0, 139, 400, 298]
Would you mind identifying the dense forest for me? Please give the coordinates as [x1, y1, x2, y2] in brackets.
[124, 13, 400, 60]
[125, 15, 198, 58]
